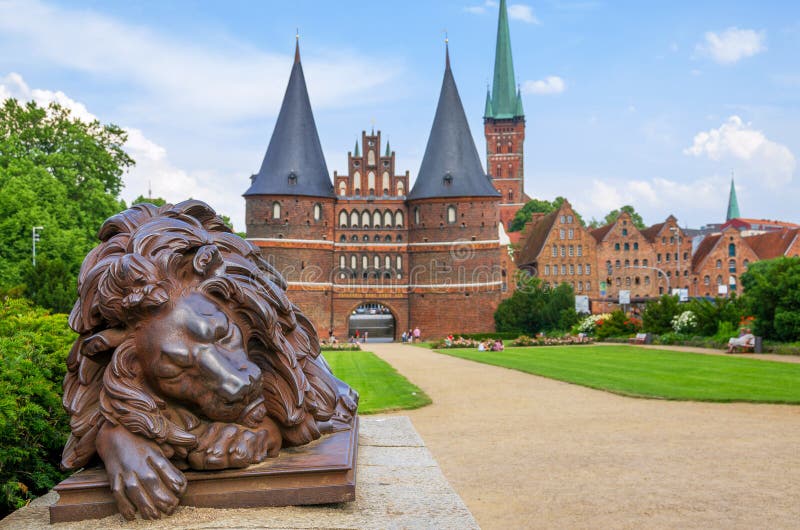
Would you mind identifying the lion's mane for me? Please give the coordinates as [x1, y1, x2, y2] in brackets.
[61, 200, 357, 470]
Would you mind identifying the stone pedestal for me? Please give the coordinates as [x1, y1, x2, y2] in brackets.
[1, 417, 478, 529]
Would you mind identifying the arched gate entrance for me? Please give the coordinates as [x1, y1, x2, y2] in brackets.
[347, 302, 395, 341]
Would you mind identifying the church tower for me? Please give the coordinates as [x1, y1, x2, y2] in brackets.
[484, 0, 526, 229]
[726, 177, 741, 221]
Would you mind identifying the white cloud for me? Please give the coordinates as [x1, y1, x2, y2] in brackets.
[684, 116, 796, 187]
[0, 0, 400, 123]
[696, 27, 766, 64]
[0, 72, 246, 229]
[464, 1, 497, 15]
[508, 4, 541, 24]
[521, 76, 566, 95]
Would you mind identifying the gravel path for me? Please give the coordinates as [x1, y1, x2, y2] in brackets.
[369, 342, 800, 530]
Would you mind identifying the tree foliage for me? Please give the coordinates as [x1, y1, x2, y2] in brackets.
[0, 99, 132, 311]
[508, 196, 583, 232]
[741, 257, 800, 341]
[593, 205, 646, 229]
[494, 276, 578, 334]
[641, 294, 681, 334]
[0, 298, 74, 516]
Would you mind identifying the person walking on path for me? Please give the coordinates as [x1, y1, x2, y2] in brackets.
[413, 326, 421, 343]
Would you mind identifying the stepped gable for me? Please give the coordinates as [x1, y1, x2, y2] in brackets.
[245, 39, 333, 198]
[745, 228, 800, 259]
[408, 45, 500, 200]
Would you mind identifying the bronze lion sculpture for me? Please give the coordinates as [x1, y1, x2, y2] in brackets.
[61, 200, 358, 520]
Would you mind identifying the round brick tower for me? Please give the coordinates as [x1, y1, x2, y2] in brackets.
[244, 39, 335, 331]
[406, 44, 505, 337]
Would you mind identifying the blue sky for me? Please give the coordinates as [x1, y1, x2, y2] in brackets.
[0, 0, 798, 231]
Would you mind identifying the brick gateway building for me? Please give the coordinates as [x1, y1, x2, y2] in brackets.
[244, 25, 525, 339]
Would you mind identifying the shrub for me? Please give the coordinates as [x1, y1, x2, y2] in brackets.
[642, 295, 681, 334]
[684, 296, 745, 337]
[671, 310, 698, 334]
[494, 278, 578, 335]
[574, 313, 611, 335]
[320, 342, 361, 351]
[0, 298, 74, 516]
[594, 310, 640, 340]
[741, 257, 800, 341]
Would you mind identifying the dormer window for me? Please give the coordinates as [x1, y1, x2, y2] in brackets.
[287, 171, 298, 185]
[443, 172, 453, 186]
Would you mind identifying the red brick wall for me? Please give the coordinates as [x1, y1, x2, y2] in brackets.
[594, 212, 659, 300]
[484, 117, 525, 229]
[692, 228, 759, 297]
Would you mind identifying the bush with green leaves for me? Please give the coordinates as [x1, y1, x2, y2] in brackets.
[683, 296, 745, 337]
[641, 295, 681, 334]
[594, 310, 641, 340]
[741, 257, 800, 341]
[0, 298, 74, 516]
[671, 310, 698, 334]
[494, 277, 578, 335]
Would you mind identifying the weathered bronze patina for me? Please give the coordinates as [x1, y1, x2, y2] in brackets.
[58, 200, 358, 520]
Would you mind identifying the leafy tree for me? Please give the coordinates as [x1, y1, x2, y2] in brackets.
[0, 298, 74, 516]
[132, 194, 167, 207]
[601, 205, 646, 229]
[683, 296, 745, 337]
[741, 257, 800, 341]
[508, 196, 583, 232]
[0, 99, 132, 310]
[641, 294, 681, 334]
[494, 276, 578, 334]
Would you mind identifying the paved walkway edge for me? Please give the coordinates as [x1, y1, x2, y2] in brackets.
[1, 417, 479, 530]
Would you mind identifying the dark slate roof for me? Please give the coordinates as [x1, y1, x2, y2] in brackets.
[244, 41, 333, 198]
[408, 47, 500, 201]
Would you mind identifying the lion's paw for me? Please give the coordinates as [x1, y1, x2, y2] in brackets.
[187, 422, 274, 470]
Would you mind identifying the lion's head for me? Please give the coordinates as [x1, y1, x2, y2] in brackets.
[61, 200, 357, 470]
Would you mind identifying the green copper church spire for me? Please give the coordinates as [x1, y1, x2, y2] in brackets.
[385, 140, 391, 157]
[484, 86, 493, 118]
[726, 177, 740, 221]
[488, 0, 522, 119]
[354, 139, 360, 157]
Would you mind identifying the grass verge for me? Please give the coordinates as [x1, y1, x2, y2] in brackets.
[325, 349, 432, 414]
[437, 345, 800, 404]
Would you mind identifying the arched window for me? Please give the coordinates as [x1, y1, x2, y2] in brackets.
[729, 243, 736, 257]
[350, 210, 359, 227]
[373, 210, 382, 227]
[716, 275, 723, 285]
[361, 211, 370, 228]
[633, 242, 639, 250]
[507, 189, 513, 200]
[368, 150, 375, 166]
[414, 207, 420, 224]
[397, 180, 405, 196]
[362, 255, 368, 269]
[313, 203, 321, 221]
[382, 172, 390, 195]
[340, 235, 346, 242]
[338, 210, 348, 227]
[338, 181, 347, 196]
[374, 255, 380, 268]
[374, 235, 381, 242]
[643, 259, 649, 267]
[384, 235, 392, 242]
[396, 256, 403, 270]
[339, 255, 346, 268]
[353, 171, 361, 194]
[350, 255, 357, 269]
[272, 201, 281, 219]
[385, 256, 391, 269]
[615, 259, 621, 269]
[395, 210, 404, 227]
[716, 259, 722, 269]
[384, 210, 393, 227]
[614, 243, 620, 251]
[624, 242, 630, 251]
[447, 205, 457, 224]
[729, 259, 736, 273]
[396, 234, 402, 241]
[553, 245, 558, 257]
[368, 171, 375, 193]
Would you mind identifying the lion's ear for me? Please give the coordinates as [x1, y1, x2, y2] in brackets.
[81, 328, 126, 356]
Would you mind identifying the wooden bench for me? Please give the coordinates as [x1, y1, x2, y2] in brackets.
[628, 333, 651, 345]
[728, 335, 763, 353]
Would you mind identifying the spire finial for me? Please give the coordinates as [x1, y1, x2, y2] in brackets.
[294, 29, 300, 64]
[445, 32, 450, 70]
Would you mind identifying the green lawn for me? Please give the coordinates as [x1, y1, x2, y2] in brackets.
[436, 345, 800, 404]
[324, 349, 431, 414]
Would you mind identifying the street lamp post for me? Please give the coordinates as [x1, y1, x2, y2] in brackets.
[32, 226, 43, 266]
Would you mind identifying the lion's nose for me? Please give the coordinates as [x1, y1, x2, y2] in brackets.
[198, 348, 261, 402]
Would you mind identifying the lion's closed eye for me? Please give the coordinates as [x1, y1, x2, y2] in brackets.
[161, 346, 194, 369]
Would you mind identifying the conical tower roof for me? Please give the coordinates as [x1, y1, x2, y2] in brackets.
[487, 0, 523, 119]
[245, 39, 333, 198]
[408, 45, 500, 201]
[726, 177, 740, 220]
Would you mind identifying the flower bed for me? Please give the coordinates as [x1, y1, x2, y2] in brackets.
[320, 342, 362, 351]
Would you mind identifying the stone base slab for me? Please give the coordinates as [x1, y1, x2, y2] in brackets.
[1, 416, 478, 529]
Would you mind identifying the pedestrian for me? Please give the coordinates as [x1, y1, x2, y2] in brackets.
[363, 331, 368, 343]
[413, 326, 421, 343]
